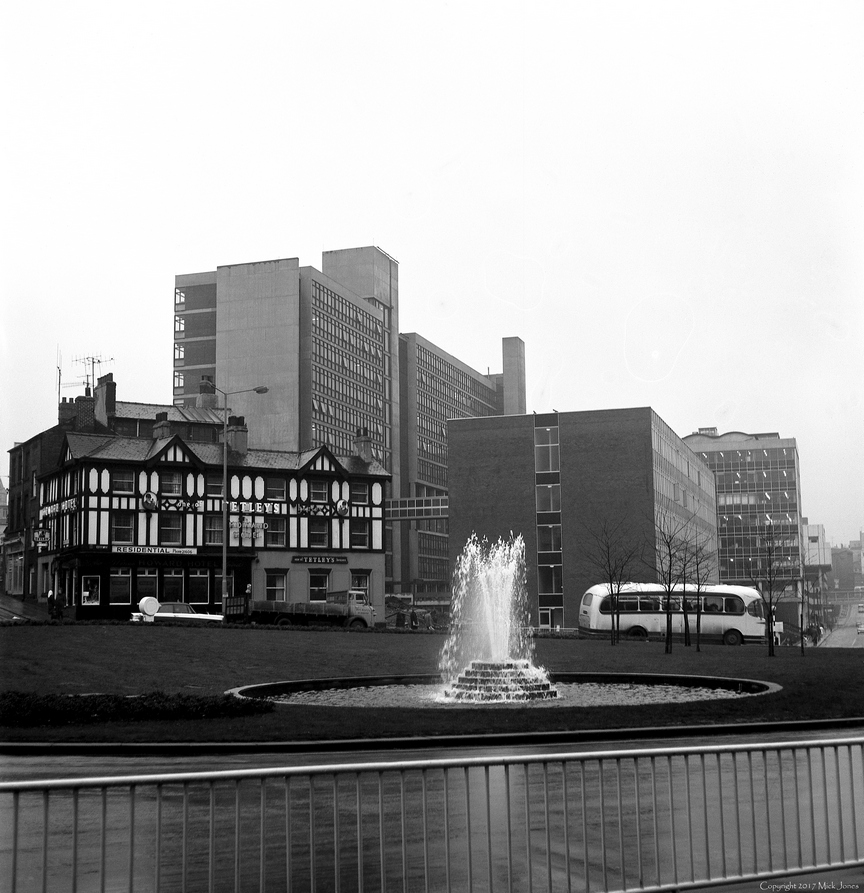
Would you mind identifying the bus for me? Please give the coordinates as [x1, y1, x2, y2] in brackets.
[578, 583, 770, 646]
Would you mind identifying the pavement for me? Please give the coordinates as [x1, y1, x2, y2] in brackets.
[0, 591, 51, 622]
[699, 864, 864, 891]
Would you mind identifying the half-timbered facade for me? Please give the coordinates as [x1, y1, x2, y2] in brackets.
[36, 423, 389, 621]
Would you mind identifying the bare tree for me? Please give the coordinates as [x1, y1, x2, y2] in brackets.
[581, 515, 644, 644]
[687, 530, 717, 652]
[648, 508, 696, 654]
[749, 522, 797, 657]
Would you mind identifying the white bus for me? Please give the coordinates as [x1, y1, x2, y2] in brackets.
[578, 583, 770, 646]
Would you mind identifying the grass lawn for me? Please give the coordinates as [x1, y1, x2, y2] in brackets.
[2, 624, 862, 743]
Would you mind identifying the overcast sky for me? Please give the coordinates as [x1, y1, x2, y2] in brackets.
[2, 1, 862, 544]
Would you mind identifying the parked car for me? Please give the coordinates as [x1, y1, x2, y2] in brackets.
[131, 599, 223, 624]
[857, 621, 864, 635]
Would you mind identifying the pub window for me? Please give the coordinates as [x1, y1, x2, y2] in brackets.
[350, 518, 370, 549]
[137, 568, 158, 600]
[164, 569, 184, 601]
[215, 573, 233, 601]
[189, 569, 209, 604]
[82, 577, 100, 605]
[265, 572, 287, 602]
[309, 571, 330, 602]
[204, 514, 223, 545]
[309, 517, 329, 548]
[265, 517, 286, 547]
[161, 472, 182, 496]
[160, 514, 183, 546]
[309, 480, 328, 503]
[109, 567, 132, 605]
[265, 477, 286, 500]
[111, 512, 135, 545]
[112, 469, 135, 494]
[205, 474, 223, 496]
[350, 481, 369, 504]
[351, 572, 370, 600]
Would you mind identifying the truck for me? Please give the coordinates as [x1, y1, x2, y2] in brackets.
[246, 590, 376, 628]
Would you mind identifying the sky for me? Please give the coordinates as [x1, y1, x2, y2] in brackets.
[2, 1, 862, 544]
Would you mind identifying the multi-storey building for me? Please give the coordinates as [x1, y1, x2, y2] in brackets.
[448, 408, 717, 629]
[394, 333, 525, 604]
[173, 247, 526, 603]
[682, 429, 804, 593]
[37, 420, 389, 620]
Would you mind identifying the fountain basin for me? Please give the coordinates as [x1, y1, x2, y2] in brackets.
[228, 672, 779, 709]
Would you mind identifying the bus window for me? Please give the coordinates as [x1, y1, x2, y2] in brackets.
[598, 597, 612, 614]
[683, 597, 699, 611]
[618, 597, 639, 613]
[747, 600, 765, 619]
[662, 597, 681, 612]
[582, 592, 593, 607]
[704, 596, 723, 613]
[724, 596, 745, 615]
[639, 597, 661, 612]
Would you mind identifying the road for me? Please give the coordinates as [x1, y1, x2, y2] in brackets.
[819, 601, 864, 648]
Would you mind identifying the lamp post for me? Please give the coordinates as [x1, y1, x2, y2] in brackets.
[210, 384, 268, 608]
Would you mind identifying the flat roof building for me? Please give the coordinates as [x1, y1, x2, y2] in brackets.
[174, 247, 526, 603]
[448, 408, 717, 629]
[682, 429, 803, 592]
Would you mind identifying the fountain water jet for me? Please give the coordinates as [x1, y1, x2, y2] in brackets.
[439, 534, 558, 702]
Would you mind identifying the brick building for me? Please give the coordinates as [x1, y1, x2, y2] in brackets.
[447, 408, 717, 629]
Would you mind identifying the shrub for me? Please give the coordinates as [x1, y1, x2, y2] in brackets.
[0, 691, 272, 727]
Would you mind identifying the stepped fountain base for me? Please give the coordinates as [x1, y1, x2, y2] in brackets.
[442, 659, 559, 702]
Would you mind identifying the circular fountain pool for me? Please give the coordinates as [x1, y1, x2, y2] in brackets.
[229, 673, 779, 709]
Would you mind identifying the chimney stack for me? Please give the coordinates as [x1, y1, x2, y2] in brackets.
[226, 416, 248, 455]
[196, 376, 219, 410]
[353, 427, 373, 464]
[95, 373, 116, 426]
[153, 411, 172, 440]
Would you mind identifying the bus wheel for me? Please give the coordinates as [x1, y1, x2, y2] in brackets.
[723, 629, 743, 646]
[627, 626, 648, 641]
[277, 617, 293, 627]
[348, 618, 367, 629]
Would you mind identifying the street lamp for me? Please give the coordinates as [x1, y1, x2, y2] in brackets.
[210, 384, 268, 608]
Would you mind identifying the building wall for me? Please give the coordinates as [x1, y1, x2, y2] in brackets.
[449, 408, 717, 628]
[216, 258, 302, 451]
[37, 438, 388, 621]
[683, 431, 803, 590]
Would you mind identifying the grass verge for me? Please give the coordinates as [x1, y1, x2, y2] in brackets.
[1, 624, 861, 743]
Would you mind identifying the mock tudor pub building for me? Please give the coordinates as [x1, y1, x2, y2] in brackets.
[36, 417, 389, 621]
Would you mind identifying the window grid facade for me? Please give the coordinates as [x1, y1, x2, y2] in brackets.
[310, 279, 391, 470]
[534, 416, 563, 629]
[684, 435, 803, 587]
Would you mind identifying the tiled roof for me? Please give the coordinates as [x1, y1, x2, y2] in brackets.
[113, 402, 225, 425]
[61, 433, 390, 479]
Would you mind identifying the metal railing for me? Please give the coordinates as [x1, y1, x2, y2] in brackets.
[2, 737, 863, 892]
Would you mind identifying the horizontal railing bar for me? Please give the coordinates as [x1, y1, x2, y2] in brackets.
[2, 736, 862, 794]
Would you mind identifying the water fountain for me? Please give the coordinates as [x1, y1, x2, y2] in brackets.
[230, 535, 778, 715]
[438, 534, 558, 702]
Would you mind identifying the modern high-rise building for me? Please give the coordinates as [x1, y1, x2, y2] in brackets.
[682, 429, 804, 594]
[174, 247, 526, 602]
[448, 408, 718, 628]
